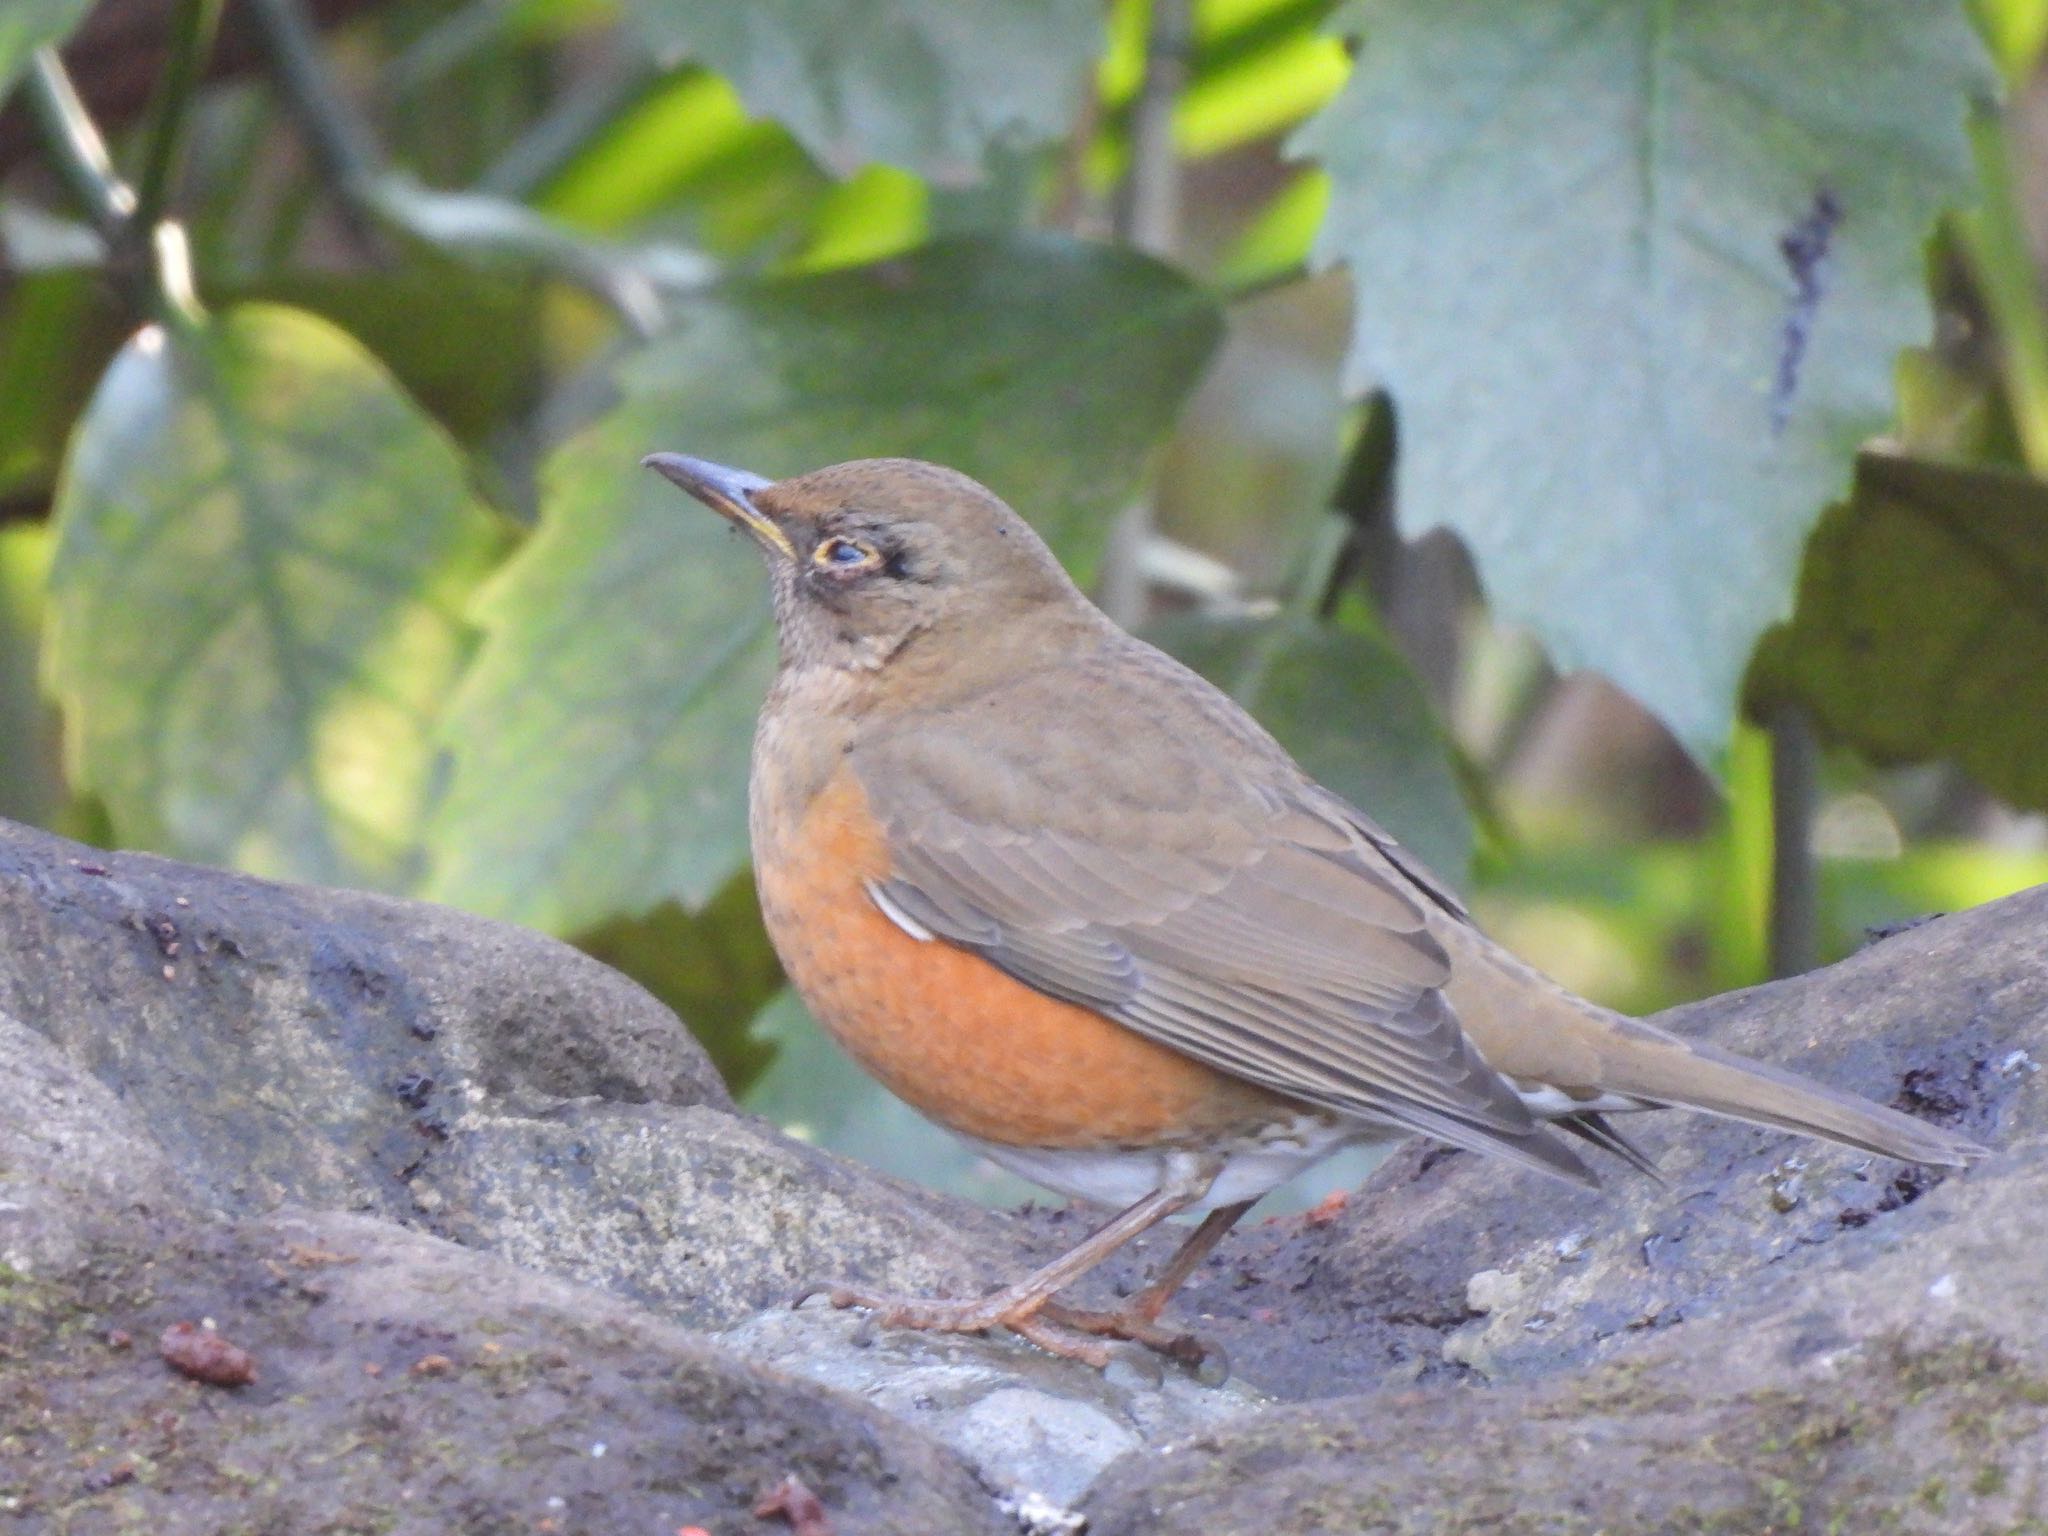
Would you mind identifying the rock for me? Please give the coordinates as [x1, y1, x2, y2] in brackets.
[0, 1011, 191, 1277]
[0, 818, 728, 1214]
[719, 1305, 1262, 1510]
[0, 817, 1041, 1319]
[0, 1000, 1007, 1533]
[1086, 1160, 2048, 1533]
[1, 1208, 1011, 1533]
[429, 1096, 1043, 1326]
[1083, 886, 2048, 1532]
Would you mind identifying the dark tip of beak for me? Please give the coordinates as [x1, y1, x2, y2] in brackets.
[640, 452, 774, 503]
[641, 451, 793, 560]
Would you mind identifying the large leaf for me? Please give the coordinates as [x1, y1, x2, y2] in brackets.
[45, 305, 503, 889]
[428, 234, 1221, 931]
[1150, 604, 1473, 880]
[0, 0, 92, 106]
[1294, 0, 1989, 757]
[1751, 452, 2048, 811]
[243, 262, 546, 453]
[620, 0, 1104, 183]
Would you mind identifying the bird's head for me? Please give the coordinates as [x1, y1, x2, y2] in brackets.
[643, 453, 1098, 683]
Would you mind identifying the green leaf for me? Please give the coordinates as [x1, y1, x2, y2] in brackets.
[45, 305, 503, 889]
[242, 261, 547, 452]
[0, 268, 118, 505]
[1149, 605, 1472, 880]
[428, 234, 1222, 931]
[0, 526, 63, 827]
[574, 871, 785, 1093]
[0, 0, 92, 106]
[1294, 0, 1990, 758]
[619, 0, 1104, 182]
[1751, 452, 2048, 812]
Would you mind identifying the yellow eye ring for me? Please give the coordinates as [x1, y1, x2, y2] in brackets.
[813, 535, 880, 572]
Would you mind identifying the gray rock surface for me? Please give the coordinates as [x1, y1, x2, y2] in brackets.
[0, 818, 728, 1211]
[2, 812, 2043, 1533]
[431, 1096, 1037, 1326]
[0, 818, 1041, 1321]
[0, 1101, 1006, 1532]
[719, 1305, 1263, 1511]
[0, 1012, 192, 1278]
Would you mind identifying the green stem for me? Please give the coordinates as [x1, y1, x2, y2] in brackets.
[133, 0, 227, 236]
[23, 50, 203, 329]
[1099, 0, 1193, 628]
[1766, 701, 1820, 978]
[23, 52, 135, 233]
[245, 0, 385, 255]
[480, 62, 658, 200]
[1312, 388, 1397, 618]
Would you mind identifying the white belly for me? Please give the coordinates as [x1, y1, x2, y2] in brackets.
[958, 1115, 1390, 1212]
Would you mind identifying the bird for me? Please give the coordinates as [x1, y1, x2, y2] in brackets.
[642, 450, 1987, 1370]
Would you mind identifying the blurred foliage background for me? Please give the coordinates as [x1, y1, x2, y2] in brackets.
[3, 0, 2045, 1208]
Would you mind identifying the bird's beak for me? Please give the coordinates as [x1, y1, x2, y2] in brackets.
[641, 452, 795, 562]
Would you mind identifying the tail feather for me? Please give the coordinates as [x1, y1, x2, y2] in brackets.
[1557, 1111, 1666, 1182]
[1595, 1018, 1987, 1169]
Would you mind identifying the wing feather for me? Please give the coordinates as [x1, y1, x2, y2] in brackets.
[854, 642, 1593, 1184]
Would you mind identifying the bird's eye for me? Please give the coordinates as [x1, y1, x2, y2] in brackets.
[812, 535, 880, 573]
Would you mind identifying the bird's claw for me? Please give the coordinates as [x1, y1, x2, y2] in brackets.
[1038, 1299, 1220, 1371]
[798, 1280, 1219, 1373]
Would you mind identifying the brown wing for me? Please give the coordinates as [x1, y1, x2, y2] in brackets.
[855, 639, 1594, 1185]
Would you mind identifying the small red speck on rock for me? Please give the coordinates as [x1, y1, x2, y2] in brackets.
[1302, 1190, 1349, 1227]
[410, 1353, 456, 1376]
[159, 1322, 255, 1387]
[755, 1474, 833, 1535]
[677, 1527, 713, 1536]
[106, 1329, 133, 1350]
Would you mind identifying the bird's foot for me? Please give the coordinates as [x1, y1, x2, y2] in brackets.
[798, 1282, 1225, 1373]
[1038, 1298, 1220, 1372]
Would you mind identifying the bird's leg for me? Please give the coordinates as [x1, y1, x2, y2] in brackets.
[807, 1178, 1213, 1365]
[1039, 1198, 1255, 1362]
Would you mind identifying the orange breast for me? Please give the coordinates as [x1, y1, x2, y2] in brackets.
[755, 768, 1274, 1149]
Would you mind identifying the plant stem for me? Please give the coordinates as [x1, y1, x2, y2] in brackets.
[1099, 0, 1192, 628]
[1766, 701, 1820, 978]
[1115, 0, 1190, 258]
[24, 52, 136, 234]
[245, 0, 385, 256]
[23, 50, 203, 328]
[1315, 388, 1397, 618]
[133, 0, 227, 236]
[481, 62, 657, 200]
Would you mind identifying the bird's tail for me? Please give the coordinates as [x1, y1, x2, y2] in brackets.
[1436, 923, 1987, 1170]
[1589, 1013, 1987, 1168]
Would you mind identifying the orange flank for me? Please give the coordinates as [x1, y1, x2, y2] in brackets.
[755, 769, 1277, 1151]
